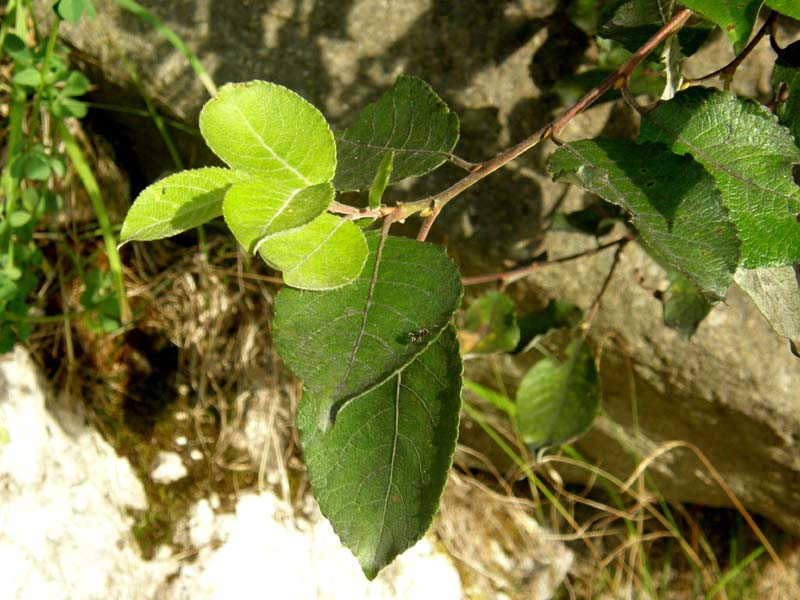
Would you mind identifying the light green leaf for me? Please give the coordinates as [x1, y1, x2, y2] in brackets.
[199, 81, 336, 187]
[548, 139, 739, 298]
[461, 291, 520, 354]
[515, 340, 600, 449]
[120, 168, 247, 244]
[299, 325, 462, 579]
[765, 0, 800, 19]
[9, 211, 32, 228]
[368, 151, 394, 209]
[334, 76, 459, 191]
[258, 213, 367, 290]
[663, 271, 713, 339]
[735, 265, 800, 342]
[274, 232, 462, 420]
[54, 0, 96, 22]
[772, 45, 800, 144]
[13, 67, 41, 87]
[639, 87, 800, 269]
[222, 180, 333, 254]
[679, 0, 761, 53]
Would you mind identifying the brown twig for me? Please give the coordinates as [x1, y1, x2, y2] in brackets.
[579, 240, 629, 339]
[684, 11, 777, 86]
[406, 8, 692, 241]
[461, 235, 633, 286]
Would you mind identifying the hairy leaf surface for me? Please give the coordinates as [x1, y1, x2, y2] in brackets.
[298, 325, 462, 579]
[334, 76, 459, 191]
[548, 139, 739, 297]
[679, 0, 761, 53]
[199, 81, 335, 186]
[639, 87, 800, 268]
[258, 213, 367, 290]
[120, 168, 246, 244]
[222, 180, 333, 254]
[735, 266, 800, 342]
[515, 340, 600, 449]
[274, 233, 462, 420]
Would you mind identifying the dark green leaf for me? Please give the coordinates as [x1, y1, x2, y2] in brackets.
[368, 151, 394, 209]
[274, 232, 462, 422]
[548, 139, 739, 298]
[515, 340, 600, 449]
[298, 325, 462, 579]
[765, 0, 800, 19]
[639, 87, 800, 269]
[3, 34, 31, 65]
[599, 0, 713, 56]
[515, 300, 583, 353]
[461, 291, 520, 354]
[334, 76, 459, 191]
[735, 265, 800, 342]
[120, 168, 248, 244]
[772, 46, 800, 144]
[679, 0, 761, 53]
[662, 271, 712, 339]
[549, 203, 620, 237]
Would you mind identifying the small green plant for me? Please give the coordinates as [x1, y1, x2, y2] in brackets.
[0, 0, 125, 350]
[120, 1, 800, 579]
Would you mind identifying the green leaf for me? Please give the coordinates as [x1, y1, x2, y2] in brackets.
[257, 213, 367, 290]
[298, 324, 462, 579]
[54, 0, 97, 22]
[62, 70, 89, 96]
[735, 265, 800, 342]
[120, 167, 247, 244]
[274, 232, 462, 421]
[3, 34, 31, 65]
[549, 203, 620, 237]
[222, 180, 333, 254]
[599, 0, 713, 55]
[515, 340, 600, 449]
[368, 150, 394, 209]
[461, 291, 520, 354]
[19, 152, 51, 181]
[679, 0, 761, 53]
[199, 81, 336, 187]
[772, 45, 800, 144]
[765, 0, 800, 19]
[334, 76, 459, 191]
[13, 67, 41, 87]
[9, 211, 32, 228]
[548, 139, 739, 298]
[639, 87, 800, 269]
[662, 271, 713, 339]
[515, 300, 583, 353]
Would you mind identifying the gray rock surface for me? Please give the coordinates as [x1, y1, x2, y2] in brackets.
[34, 0, 800, 536]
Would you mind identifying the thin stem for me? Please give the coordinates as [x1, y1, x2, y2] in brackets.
[447, 153, 479, 172]
[580, 240, 629, 339]
[461, 235, 632, 286]
[685, 11, 777, 85]
[409, 8, 692, 240]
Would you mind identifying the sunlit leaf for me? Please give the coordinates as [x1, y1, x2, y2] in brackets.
[460, 291, 520, 354]
[334, 76, 459, 191]
[222, 179, 333, 254]
[515, 340, 600, 449]
[120, 168, 247, 244]
[298, 325, 462, 579]
[678, 0, 761, 53]
[765, 0, 800, 20]
[199, 81, 336, 187]
[258, 213, 367, 291]
[368, 150, 394, 209]
[639, 87, 800, 269]
[735, 265, 800, 343]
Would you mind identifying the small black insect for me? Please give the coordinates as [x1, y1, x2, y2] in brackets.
[407, 328, 429, 344]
